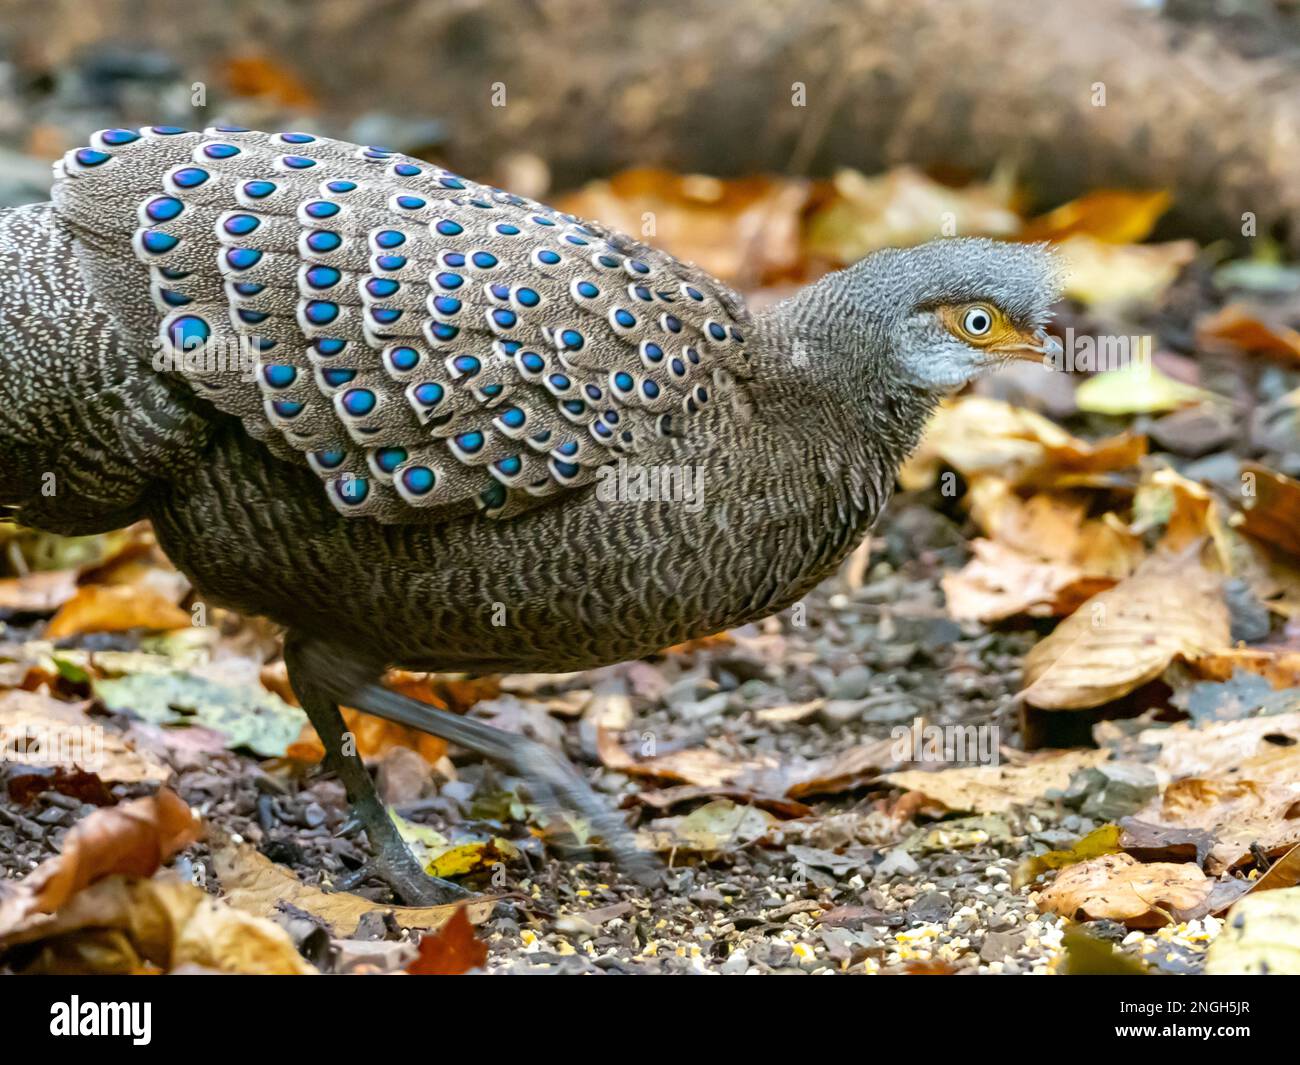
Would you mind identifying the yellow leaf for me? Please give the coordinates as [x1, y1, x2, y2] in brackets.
[1075, 363, 1217, 416]
[1019, 189, 1171, 244]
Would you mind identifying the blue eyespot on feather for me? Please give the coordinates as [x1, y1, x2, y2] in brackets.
[342, 389, 377, 416]
[402, 466, 436, 494]
[305, 300, 340, 325]
[167, 314, 210, 350]
[306, 265, 341, 289]
[243, 180, 277, 199]
[203, 143, 240, 159]
[375, 447, 407, 472]
[223, 214, 259, 236]
[171, 167, 209, 188]
[388, 346, 421, 372]
[262, 365, 297, 389]
[145, 197, 184, 222]
[100, 129, 140, 146]
[141, 231, 179, 254]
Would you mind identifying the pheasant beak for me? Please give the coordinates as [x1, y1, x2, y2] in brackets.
[994, 329, 1062, 365]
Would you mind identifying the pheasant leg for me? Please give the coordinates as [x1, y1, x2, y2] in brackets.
[288, 639, 657, 886]
[285, 643, 469, 906]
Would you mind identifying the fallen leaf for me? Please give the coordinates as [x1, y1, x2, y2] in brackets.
[1053, 235, 1197, 307]
[882, 749, 1111, 814]
[1075, 362, 1217, 416]
[1135, 744, 1300, 872]
[1020, 555, 1230, 710]
[1197, 303, 1300, 364]
[210, 834, 494, 933]
[96, 670, 306, 757]
[407, 906, 488, 975]
[635, 800, 778, 854]
[901, 396, 1145, 492]
[0, 873, 314, 975]
[0, 568, 79, 613]
[1019, 189, 1171, 244]
[1235, 462, 1300, 556]
[0, 788, 199, 926]
[390, 809, 518, 879]
[556, 168, 811, 287]
[1014, 824, 1123, 889]
[1136, 710, 1300, 779]
[942, 539, 1114, 623]
[1034, 853, 1212, 928]
[0, 688, 170, 784]
[805, 166, 1020, 265]
[1203, 886, 1300, 974]
[45, 584, 190, 638]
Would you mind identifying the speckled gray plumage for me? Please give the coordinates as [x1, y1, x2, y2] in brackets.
[2, 126, 1060, 680]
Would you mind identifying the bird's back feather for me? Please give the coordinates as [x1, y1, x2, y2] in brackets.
[53, 126, 753, 522]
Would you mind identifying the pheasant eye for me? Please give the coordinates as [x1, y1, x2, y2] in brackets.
[962, 307, 993, 336]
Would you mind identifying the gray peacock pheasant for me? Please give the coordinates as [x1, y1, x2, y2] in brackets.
[0, 126, 1061, 902]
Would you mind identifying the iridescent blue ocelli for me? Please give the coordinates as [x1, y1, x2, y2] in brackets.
[305, 300, 340, 325]
[305, 200, 340, 219]
[100, 128, 141, 146]
[414, 382, 445, 406]
[402, 466, 436, 494]
[282, 155, 316, 169]
[389, 346, 421, 371]
[342, 388, 377, 416]
[367, 278, 400, 298]
[262, 365, 297, 388]
[326, 180, 358, 193]
[75, 148, 111, 167]
[141, 231, 179, 254]
[334, 477, 369, 504]
[203, 143, 240, 159]
[306, 265, 341, 289]
[243, 180, 277, 198]
[307, 231, 342, 253]
[375, 447, 407, 472]
[168, 314, 210, 350]
[223, 214, 260, 236]
[171, 167, 210, 188]
[323, 368, 357, 387]
[145, 197, 184, 222]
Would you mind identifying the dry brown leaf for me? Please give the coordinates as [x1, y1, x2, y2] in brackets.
[781, 738, 900, 799]
[0, 873, 314, 974]
[942, 539, 1115, 623]
[1188, 649, 1300, 689]
[406, 906, 489, 975]
[596, 728, 780, 790]
[1020, 556, 1230, 710]
[882, 748, 1110, 814]
[0, 788, 199, 928]
[1138, 711, 1300, 779]
[1018, 189, 1171, 244]
[1197, 304, 1300, 364]
[1235, 463, 1300, 557]
[0, 688, 170, 784]
[1135, 744, 1300, 873]
[45, 584, 190, 638]
[210, 833, 493, 933]
[967, 479, 1143, 579]
[805, 166, 1021, 264]
[1034, 852, 1211, 927]
[556, 168, 811, 286]
[0, 568, 79, 613]
[220, 53, 317, 108]
[900, 396, 1146, 492]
